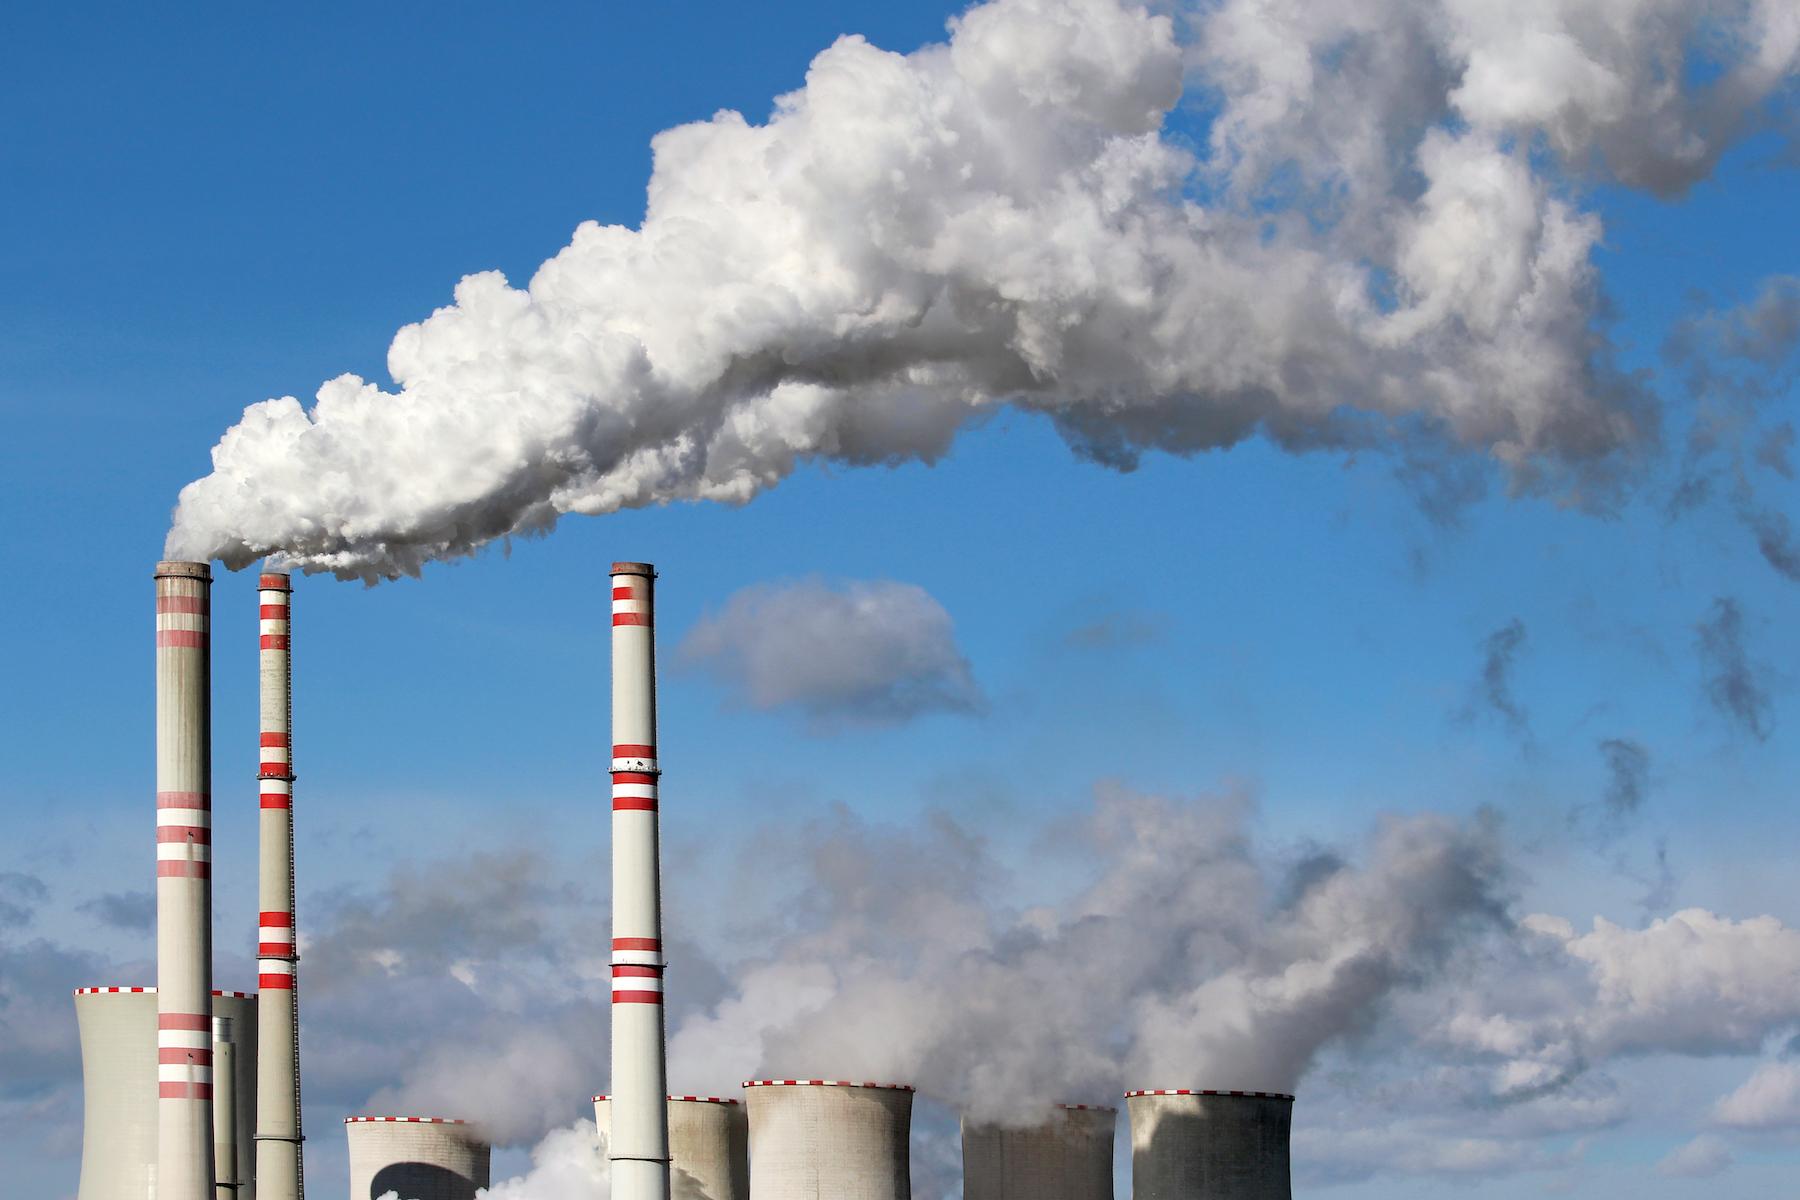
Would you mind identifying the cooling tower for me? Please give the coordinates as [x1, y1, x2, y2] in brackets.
[1126, 1090, 1293, 1200]
[75, 988, 258, 1200]
[742, 1081, 914, 1200]
[254, 571, 305, 1200]
[157, 560, 215, 1200]
[610, 562, 670, 1200]
[961, 1104, 1115, 1200]
[344, 1117, 490, 1200]
[595, 1096, 749, 1200]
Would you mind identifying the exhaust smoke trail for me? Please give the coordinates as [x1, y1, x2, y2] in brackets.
[163, 0, 1797, 580]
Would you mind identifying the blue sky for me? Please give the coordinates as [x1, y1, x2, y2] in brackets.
[3, 1, 1799, 1197]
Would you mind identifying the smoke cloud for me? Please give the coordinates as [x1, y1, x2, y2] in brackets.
[678, 577, 985, 730]
[1695, 597, 1774, 740]
[161, 0, 1799, 580]
[1460, 618, 1530, 735]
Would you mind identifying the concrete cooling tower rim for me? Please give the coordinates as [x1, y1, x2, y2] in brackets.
[345, 1117, 470, 1124]
[1126, 1089, 1295, 1101]
[74, 987, 255, 998]
[743, 1081, 916, 1090]
[593, 1095, 741, 1104]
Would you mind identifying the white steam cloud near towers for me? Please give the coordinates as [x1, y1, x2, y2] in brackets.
[161, 0, 1798, 581]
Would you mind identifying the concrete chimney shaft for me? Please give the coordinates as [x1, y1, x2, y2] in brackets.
[610, 562, 670, 1200]
[254, 572, 304, 1200]
[155, 560, 215, 1200]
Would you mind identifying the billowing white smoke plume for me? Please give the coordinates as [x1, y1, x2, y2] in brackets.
[164, 0, 1797, 579]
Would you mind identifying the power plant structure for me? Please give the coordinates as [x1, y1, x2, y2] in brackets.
[75, 987, 258, 1200]
[1127, 1090, 1294, 1200]
[742, 1081, 915, 1200]
[343, 1118, 490, 1200]
[255, 571, 304, 1200]
[609, 562, 672, 1200]
[74, 558, 1299, 1200]
[962, 1104, 1116, 1200]
[595, 1095, 749, 1200]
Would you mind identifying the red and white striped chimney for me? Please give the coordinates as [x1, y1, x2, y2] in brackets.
[155, 560, 216, 1200]
[610, 562, 670, 1200]
[255, 571, 305, 1200]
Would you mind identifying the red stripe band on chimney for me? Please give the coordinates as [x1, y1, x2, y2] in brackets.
[155, 861, 211, 878]
[157, 792, 210, 809]
[159, 1082, 213, 1099]
[157, 630, 208, 648]
[159, 1048, 213, 1066]
[613, 937, 661, 951]
[155, 826, 211, 844]
[156, 596, 209, 614]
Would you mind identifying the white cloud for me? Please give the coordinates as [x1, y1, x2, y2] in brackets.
[1713, 1061, 1800, 1129]
[679, 578, 984, 731]
[1654, 1132, 1733, 1177]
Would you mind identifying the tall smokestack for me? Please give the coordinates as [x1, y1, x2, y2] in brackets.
[1126, 1090, 1293, 1200]
[610, 562, 670, 1200]
[156, 560, 215, 1200]
[254, 571, 304, 1200]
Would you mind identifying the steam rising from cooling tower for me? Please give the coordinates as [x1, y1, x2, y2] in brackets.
[161, 0, 1799, 580]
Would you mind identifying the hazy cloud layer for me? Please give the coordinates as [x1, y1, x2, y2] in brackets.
[78, 890, 156, 933]
[1655, 1133, 1733, 1178]
[162, 0, 1800, 579]
[679, 578, 985, 730]
[14, 786, 1800, 1193]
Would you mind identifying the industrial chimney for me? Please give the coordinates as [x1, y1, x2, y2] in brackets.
[155, 560, 215, 1200]
[344, 1117, 490, 1200]
[742, 1081, 914, 1200]
[610, 562, 671, 1200]
[962, 1104, 1116, 1200]
[1126, 1089, 1293, 1200]
[253, 571, 304, 1200]
[75, 987, 258, 1200]
[595, 1096, 749, 1200]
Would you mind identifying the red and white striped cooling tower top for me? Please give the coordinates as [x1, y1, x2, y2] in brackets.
[742, 1081, 916, 1091]
[1125, 1089, 1295, 1101]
